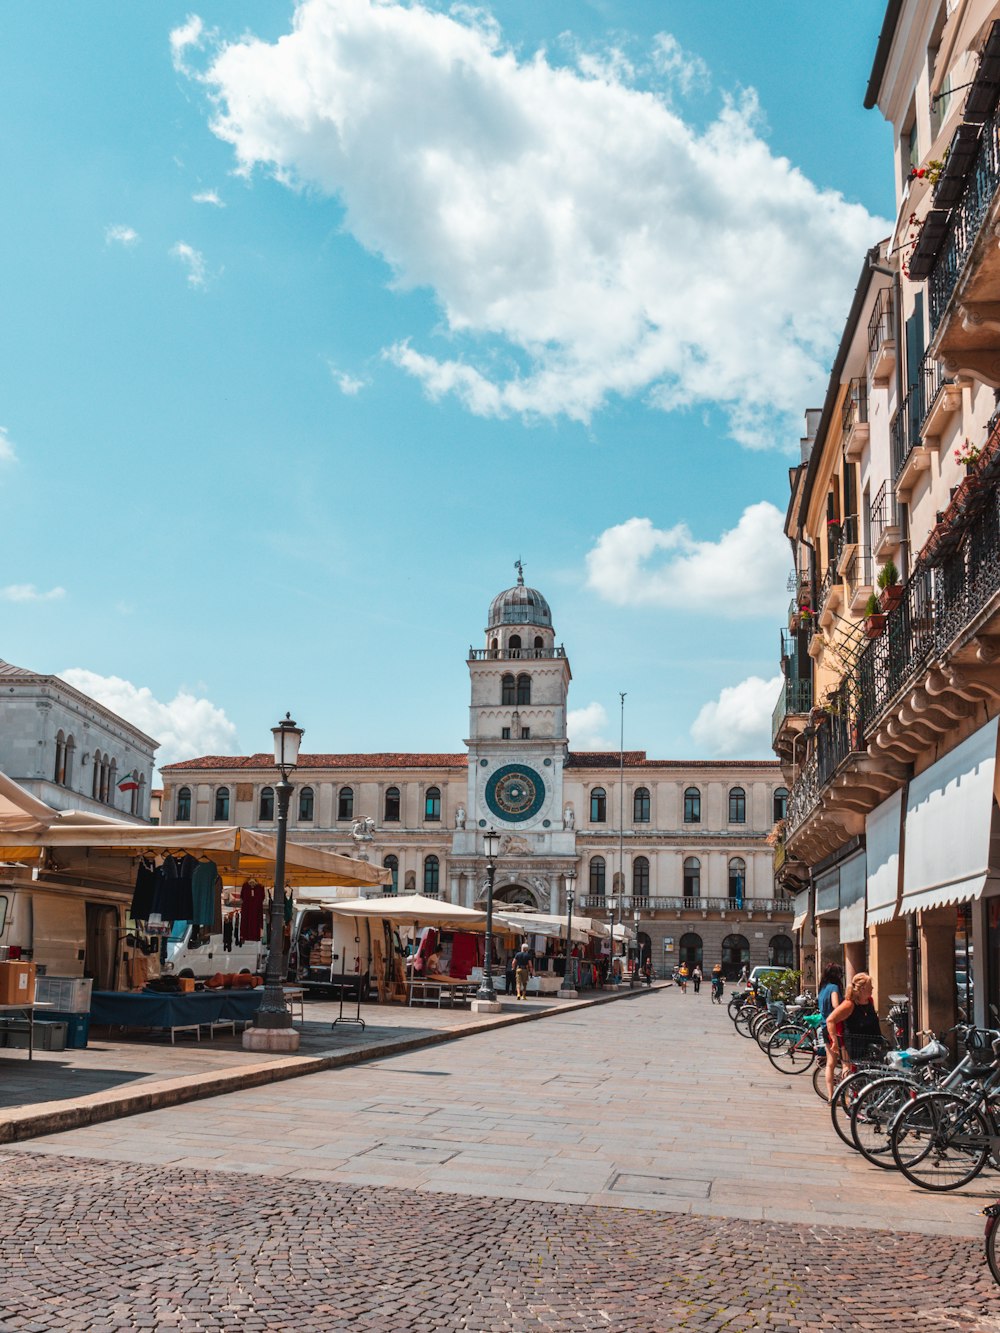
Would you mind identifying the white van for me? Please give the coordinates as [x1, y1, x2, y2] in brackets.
[288, 906, 374, 999]
[162, 916, 266, 979]
[0, 878, 125, 990]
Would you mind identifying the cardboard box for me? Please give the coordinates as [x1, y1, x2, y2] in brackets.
[178, 977, 196, 993]
[0, 961, 36, 1006]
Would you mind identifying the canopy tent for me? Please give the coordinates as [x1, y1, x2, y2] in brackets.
[327, 893, 488, 929]
[0, 769, 60, 834]
[494, 909, 590, 944]
[0, 818, 391, 890]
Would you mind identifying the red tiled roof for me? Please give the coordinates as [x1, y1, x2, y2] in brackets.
[163, 750, 779, 773]
[161, 753, 470, 772]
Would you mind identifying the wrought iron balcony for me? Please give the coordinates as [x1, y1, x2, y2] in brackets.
[869, 480, 899, 555]
[771, 678, 812, 746]
[867, 287, 895, 378]
[930, 99, 1000, 335]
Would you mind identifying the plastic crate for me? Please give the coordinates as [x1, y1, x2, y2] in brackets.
[47, 1011, 89, 1049]
[35, 976, 92, 1013]
[36, 1021, 67, 1052]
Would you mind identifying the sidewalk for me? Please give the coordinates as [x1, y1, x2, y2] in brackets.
[0, 982, 662, 1143]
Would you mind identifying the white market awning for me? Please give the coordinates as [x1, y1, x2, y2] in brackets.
[494, 910, 589, 944]
[901, 717, 999, 915]
[866, 789, 903, 927]
[327, 893, 488, 930]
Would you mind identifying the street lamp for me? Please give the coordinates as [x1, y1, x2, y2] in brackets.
[247, 712, 303, 1048]
[476, 827, 500, 1003]
[565, 868, 576, 988]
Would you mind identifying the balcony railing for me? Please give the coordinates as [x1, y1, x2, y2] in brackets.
[817, 561, 839, 618]
[771, 678, 812, 745]
[930, 100, 1000, 335]
[841, 378, 868, 438]
[869, 480, 898, 551]
[867, 287, 894, 374]
[857, 567, 937, 736]
[577, 895, 792, 914]
[843, 545, 872, 595]
[468, 645, 566, 661]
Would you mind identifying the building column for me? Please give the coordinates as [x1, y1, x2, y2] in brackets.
[449, 875, 459, 906]
[918, 907, 957, 1038]
[549, 876, 559, 913]
[843, 941, 866, 983]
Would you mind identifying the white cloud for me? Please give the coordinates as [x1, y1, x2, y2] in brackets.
[585, 501, 788, 618]
[170, 14, 205, 72]
[691, 672, 783, 757]
[327, 363, 367, 395]
[105, 224, 139, 247]
[181, 0, 885, 447]
[0, 427, 15, 464]
[170, 241, 207, 287]
[651, 34, 710, 95]
[192, 189, 224, 207]
[567, 701, 614, 750]
[58, 668, 239, 771]
[1, 584, 65, 603]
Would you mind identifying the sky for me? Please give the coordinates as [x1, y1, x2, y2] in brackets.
[0, 1, 895, 775]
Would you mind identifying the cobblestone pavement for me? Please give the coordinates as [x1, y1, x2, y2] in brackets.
[1, 1151, 999, 1332]
[4, 994, 1000, 1329]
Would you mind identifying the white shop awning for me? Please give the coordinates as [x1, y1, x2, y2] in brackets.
[839, 850, 867, 943]
[866, 790, 903, 927]
[900, 717, 999, 915]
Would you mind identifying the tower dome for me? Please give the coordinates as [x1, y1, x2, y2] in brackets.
[487, 561, 552, 630]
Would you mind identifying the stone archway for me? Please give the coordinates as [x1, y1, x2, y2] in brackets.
[492, 883, 545, 910]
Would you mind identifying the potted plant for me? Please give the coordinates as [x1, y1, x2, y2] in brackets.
[878, 558, 902, 613]
[864, 592, 885, 639]
[955, 439, 981, 473]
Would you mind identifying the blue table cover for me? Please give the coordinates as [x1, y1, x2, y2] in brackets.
[90, 988, 264, 1028]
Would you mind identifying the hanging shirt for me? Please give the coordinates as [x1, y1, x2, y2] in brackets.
[240, 880, 265, 941]
[130, 858, 157, 921]
[190, 860, 219, 928]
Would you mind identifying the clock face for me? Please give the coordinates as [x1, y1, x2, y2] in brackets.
[485, 763, 546, 823]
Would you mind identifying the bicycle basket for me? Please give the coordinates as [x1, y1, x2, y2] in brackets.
[845, 1033, 887, 1063]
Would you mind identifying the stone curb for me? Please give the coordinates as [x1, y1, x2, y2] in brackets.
[0, 982, 665, 1144]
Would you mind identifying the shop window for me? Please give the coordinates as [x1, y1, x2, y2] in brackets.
[728, 857, 745, 905]
[298, 786, 314, 822]
[590, 787, 607, 822]
[214, 786, 230, 821]
[633, 787, 650, 823]
[769, 934, 794, 968]
[176, 785, 191, 821]
[632, 856, 649, 896]
[338, 786, 354, 820]
[424, 855, 440, 895]
[728, 787, 746, 823]
[425, 786, 441, 821]
[259, 786, 275, 821]
[501, 674, 516, 705]
[773, 787, 788, 822]
[589, 856, 605, 897]
[683, 856, 700, 899]
[516, 674, 531, 705]
[684, 787, 701, 823]
[384, 786, 400, 822]
[384, 854, 399, 894]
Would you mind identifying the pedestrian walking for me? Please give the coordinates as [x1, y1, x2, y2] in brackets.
[512, 941, 533, 999]
[739, 963, 749, 985]
[711, 963, 724, 1004]
[642, 957, 653, 987]
[691, 964, 702, 995]
[678, 963, 688, 994]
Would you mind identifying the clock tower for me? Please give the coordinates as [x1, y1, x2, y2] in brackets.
[454, 563, 576, 910]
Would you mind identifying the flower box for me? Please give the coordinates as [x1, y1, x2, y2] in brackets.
[879, 585, 903, 613]
[865, 613, 886, 639]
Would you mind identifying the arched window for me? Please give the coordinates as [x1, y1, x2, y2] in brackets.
[533, 636, 543, 654]
[632, 856, 649, 896]
[769, 934, 794, 968]
[773, 787, 789, 822]
[214, 786, 230, 821]
[590, 787, 607, 822]
[679, 932, 703, 970]
[384, 786, 400, 822]
[729, 787, 746, 823]
[490, 637, 499, 655]
[64, 736, 75, 788]
[298, 786, 314, 822]
[589, 856, 606, 897]
[501, 674, 516, 705]
[338, 786, 354, 820]
[53, 730, 66, 785]
[259, 786, 275, 821]
[516, 674, 531, 705]
[108, 760, 117, 803]
[683, 856, 700, 899]
[684, 787, 701, 823]
[721, 933, 750, 980]
[92, 750, 102, 800]
[728, 857, 746, 906]
[633, 787, 650, 823]
[425, 786, 441, 821]
[383, 854, 399, 894]
[509, 634, 521, 656]
[176, 786, 191, 821]
[423, 855, 440, 895]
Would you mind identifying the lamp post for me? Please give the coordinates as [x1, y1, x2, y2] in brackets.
[559, 868, 578, 998]
[633, 907, 640, 981]
[475, 827, 501, 1007]
[245, 712, 303, 1053]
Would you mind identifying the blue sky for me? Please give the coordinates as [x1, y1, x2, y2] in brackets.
[0, 1, 893, 771]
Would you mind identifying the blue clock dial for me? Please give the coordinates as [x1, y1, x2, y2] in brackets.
[485, 763, 545, 823]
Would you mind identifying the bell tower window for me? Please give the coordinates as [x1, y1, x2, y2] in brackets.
[516, 674, 531, 705]
[501, 674, 516, 705]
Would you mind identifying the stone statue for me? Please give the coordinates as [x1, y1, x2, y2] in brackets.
[564, 805, 575, 829]
[455, 805, 466, 828]
[350, 816, 375, 843]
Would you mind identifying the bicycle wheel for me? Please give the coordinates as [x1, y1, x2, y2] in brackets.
[986, 1209, 1000, 1288]
[755, 1015, 781, 1050]
[727, 995, 743, 1021]
[831, 1070, 877, 1150]
[892, 1092, 990, 1191]
[749, 1009, 774, 1040]
[850, 1076, 919, 1168]
[734, 1005, 759, 1038]
[766, 1025, 815, 1074]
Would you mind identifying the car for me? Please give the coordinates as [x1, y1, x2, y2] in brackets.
[749, 965, 793, 985]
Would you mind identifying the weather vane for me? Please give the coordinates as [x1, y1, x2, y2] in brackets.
[515, 557, 524, 585]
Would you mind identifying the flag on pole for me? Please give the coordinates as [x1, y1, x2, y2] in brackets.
[117, 772, 139, 792]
